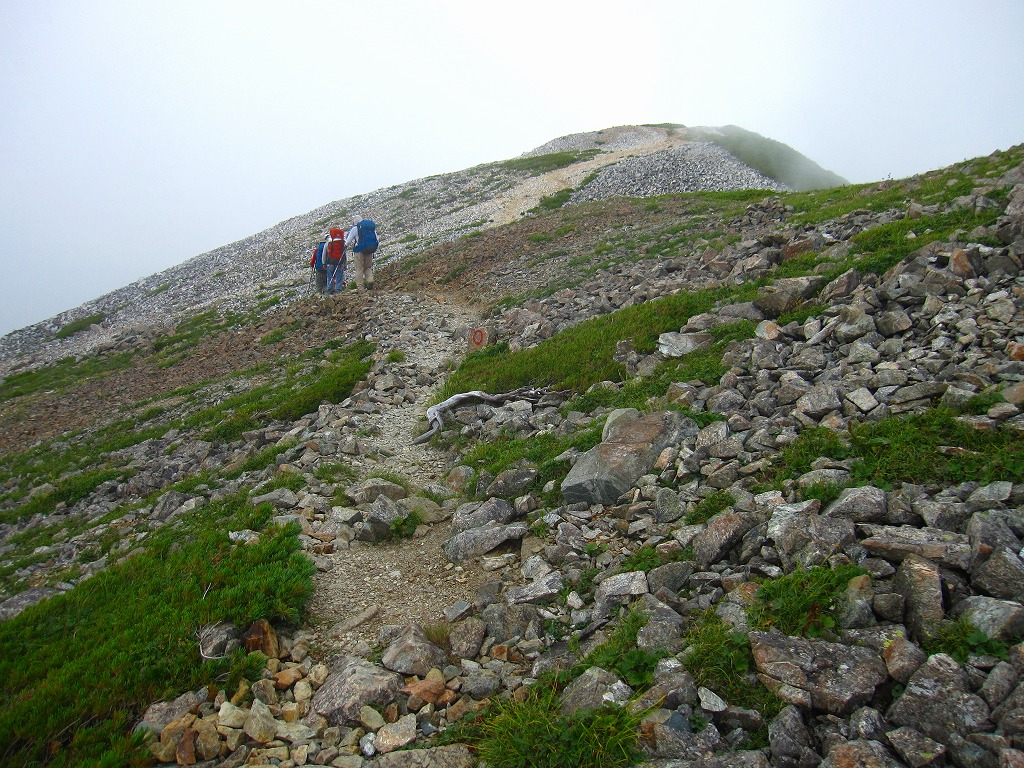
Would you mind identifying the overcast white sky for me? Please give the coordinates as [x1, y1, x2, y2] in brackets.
[2, 0, 1023, 337]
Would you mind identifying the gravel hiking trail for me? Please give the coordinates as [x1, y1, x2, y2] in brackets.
[305, 292, 496, 658]
[486, 127, 686, 226]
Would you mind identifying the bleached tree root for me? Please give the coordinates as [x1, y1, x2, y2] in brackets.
[413, 386, 549, 444]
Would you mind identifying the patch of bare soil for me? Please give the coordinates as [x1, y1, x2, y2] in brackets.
[305, 523, 496, 655]
[0, 294, 382, 455]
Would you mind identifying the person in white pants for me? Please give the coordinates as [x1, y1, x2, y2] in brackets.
[345, 217, 376, 291]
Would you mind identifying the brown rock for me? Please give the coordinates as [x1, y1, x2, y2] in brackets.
[150, 712, 195, 764]
[375, 713, 417, 753]
[448, 617, 486, 659]
[273, 666, 304, 690]
[229, 680, 250, 706]
[893, 554, 945, 643]
[887, 653, 992, 742]
[447, 695, 487, 722]
[137, 691, 203, 736]
[243, 699, 279, 744]
[949, 248, 977, 278]
[242, 618, 280, 658]
[192, 716, 221, 761]
[750, 631, 887, 716]
[881, 633, 926, 684]
[402, 677, 447, 705]
[820, 739, 903, 767]
[311, 655, 402, 725]
[373, 744, 475, 768]
[1003, 382, 1024, 405]
[467, 327, 492, 353]
[380, 626, 447, 676]
[435, 688, 460, 707]
[175, 728, 198, 765]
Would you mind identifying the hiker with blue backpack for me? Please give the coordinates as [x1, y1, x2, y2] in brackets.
[345, 217, 379, 291]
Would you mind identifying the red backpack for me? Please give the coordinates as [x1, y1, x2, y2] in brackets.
[325, 228, 346, 264]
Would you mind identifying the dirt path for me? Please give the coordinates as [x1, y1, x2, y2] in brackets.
[304, 294, 497, 657]
[487, 128, 688, 226]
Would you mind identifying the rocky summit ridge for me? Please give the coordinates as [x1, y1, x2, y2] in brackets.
[1, 127, 1024, 768]
[0, 124, 816, 375]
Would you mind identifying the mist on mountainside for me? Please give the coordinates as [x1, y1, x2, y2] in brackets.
[686, 125, 849, 191]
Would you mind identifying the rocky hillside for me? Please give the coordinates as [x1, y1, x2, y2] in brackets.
[0, 125, 831, 374]
[1, 130, 1024, 768]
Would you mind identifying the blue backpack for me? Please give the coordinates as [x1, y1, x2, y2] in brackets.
[311, 241, 326, 270]
[355, 219, 378, 254]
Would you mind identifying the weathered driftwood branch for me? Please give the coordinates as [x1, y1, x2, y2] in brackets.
[413, 386, 549, 444]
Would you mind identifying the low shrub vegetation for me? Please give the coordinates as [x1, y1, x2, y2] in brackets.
[0, 494, 315, 767]
[184, 339, 374, 441]
[499, 149, 601, 176]
[3, 467, 126, 525]
[764, 409, 1024, 490]
[460, 420, 604, 500]
[619, 545, 665, 574]
[532, 188, 574, 211]
[390, 510, 424, 539]
[54, 313, 105, 339]
[566, 609, 663, 689]
[445, 286, 742, 395]
[682, 611, 778, 717]
[0, 351, 137, 403]
[685, 490, 734, 525]
[225, 440, 297, 479]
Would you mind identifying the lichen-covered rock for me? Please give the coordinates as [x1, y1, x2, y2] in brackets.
[750, 631, 887, 716]
[886, 653, 992, 742]
[311, 656, 402, 725]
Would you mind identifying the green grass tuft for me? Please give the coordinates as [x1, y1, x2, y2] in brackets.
[685, 490, 734, 525]
[682, 610, 779, 716]
[390, 510, 424, 539]
[474, 685, 643, 768]
[921, 617, 1010, 663]
[846, 409, 1024, 488]
[0, 351, 137, 403]
[749, 564, 867, 637]
[446, 287, 741, 396]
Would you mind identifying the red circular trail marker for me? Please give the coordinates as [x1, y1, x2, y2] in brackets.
[470, 328, 485, 347]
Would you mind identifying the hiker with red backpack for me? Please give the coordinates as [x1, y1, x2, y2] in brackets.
[323, 227, 347, 295]
[345, 217, 379, 291]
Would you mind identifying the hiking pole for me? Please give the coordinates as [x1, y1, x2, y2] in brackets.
[327, 261, 339, 295]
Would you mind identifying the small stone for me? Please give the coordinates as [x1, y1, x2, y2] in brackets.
[374, 713, 417, 753]
[244, 699, 280, 744]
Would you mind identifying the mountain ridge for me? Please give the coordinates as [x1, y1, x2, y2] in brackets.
[0, 124, 839, 374]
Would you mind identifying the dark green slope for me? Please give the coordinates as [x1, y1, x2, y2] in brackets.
[687, 124, 848, 191]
